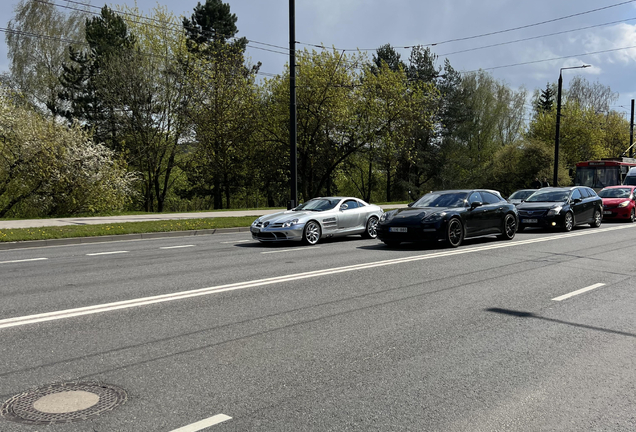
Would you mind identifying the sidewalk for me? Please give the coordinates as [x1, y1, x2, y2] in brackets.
[0, 205, 407, 230]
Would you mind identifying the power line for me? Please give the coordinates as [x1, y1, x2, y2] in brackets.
[439, 17, 636, 57]
[298, 0, 636, 52]
[467, 45, 636, 72]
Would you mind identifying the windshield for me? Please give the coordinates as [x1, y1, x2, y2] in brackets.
[598, 188, 632, 198]
[525, 190, 570, 202]
[413, 192, 468, 208]
[509, 190, 535, 200]
[294, 198, 339, 212]
[575, 166, 620, 188]
[624, 176, 636, 186]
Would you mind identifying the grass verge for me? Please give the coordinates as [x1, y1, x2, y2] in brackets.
[0, 217, 256, 243]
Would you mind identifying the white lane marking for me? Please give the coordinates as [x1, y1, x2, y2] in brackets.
[0, 224, 632, 330]
[262, 246, 320, 254]
[86, 251, 129, 256]
[169, 414, 232, 431]
[0, 258, 48, 264]
[552, 283, 606, 301]
[221, 240, 250, 244]
[159, 245, 195, 250]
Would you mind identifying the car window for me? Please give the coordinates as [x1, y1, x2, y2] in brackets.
[413, 192, 468, 208]
[342, 199, 358, 209]
[468, 192, 482, 205]
[579, 188, 591, 198]
[525, 190, 569, 202]
[481, 191, 502, 204]
[509, 190, 535, 200]
[571, 189, 582, 200]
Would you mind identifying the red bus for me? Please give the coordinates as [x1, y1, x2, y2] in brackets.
[574, 158, 636, 190]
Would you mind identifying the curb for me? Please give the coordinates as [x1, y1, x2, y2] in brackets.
[0, 226, 252, 250]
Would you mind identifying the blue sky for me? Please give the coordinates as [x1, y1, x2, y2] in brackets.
[2, 0, 636, 121]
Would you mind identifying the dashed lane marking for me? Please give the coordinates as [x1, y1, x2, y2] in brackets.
[169, 414, 232, 431]
[86, 251, 129, 256]
[0, 258, 48, 264]
[552, 283, 606, 301]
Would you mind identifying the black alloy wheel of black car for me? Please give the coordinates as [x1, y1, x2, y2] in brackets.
[498, 213, 517, 240]
[302, 220, 322, 245]
[562, 212, 574, 232]
[590, 207, 602, 228]
[446, 217, 464, 248]
[362, 216, 379, 239]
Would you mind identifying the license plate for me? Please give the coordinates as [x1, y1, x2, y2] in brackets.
[389, 227, 408, 233]
[521, 218, 537, 224]
[603, 211, 612, 215]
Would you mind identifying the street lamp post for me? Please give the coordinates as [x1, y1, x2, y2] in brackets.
[553, 64, 591, 187]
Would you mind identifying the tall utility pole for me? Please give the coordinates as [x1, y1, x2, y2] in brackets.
[554, 64, 590, 187]
[630, 99, 634, 158]
[289, 0, 298, 209]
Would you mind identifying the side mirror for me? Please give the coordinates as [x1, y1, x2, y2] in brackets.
[340, 203, 348, 211]
[470, 201, 483, 210]
[572, 198, 582, 204]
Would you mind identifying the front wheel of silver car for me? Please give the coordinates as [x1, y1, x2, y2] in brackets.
[590, 207, 602, 228]
[302, 220, 321, 245]
[362, 216, 379, 239]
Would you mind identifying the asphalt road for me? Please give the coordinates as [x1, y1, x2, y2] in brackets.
[1, 224, 636, 431]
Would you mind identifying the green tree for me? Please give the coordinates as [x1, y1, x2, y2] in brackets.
[182, 0, 247, 55]
[56, 6, 136, 148]
[184, 44, 260, 209]
[534, 82, 555, 113]
[6, 0, 87, 113]
[0, 87, 135, 217]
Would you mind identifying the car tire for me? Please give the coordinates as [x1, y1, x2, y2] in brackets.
[446, 217, 464, 248]
[362, 216, 379, 239]
[562, 211, 574, 232]
[382, 240, 401, 247]
[590, 207, 602, 228]
[630, 208, 635, 223]
[498, 213, 517, 240]
[302, 220, 321, 245]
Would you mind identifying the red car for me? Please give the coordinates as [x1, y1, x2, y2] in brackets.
[598, 185, 636, 222]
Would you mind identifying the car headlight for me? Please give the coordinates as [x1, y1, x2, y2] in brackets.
[547, 206, 562, 216]
[380, 212, 394, 222]
[281, 219, 299, 228]
[423, 212, 446, 222]
[618, 200, 630, 208]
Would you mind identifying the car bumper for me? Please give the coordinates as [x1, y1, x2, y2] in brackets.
[376, 222, 445, 242]
[602, 207, 632, 219]
[251, 224, 305, 242]
[518, 214, 563, 228]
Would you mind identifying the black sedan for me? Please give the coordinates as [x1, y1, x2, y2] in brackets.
[376, 189, 518, 248]
[516, 186, 602, 232]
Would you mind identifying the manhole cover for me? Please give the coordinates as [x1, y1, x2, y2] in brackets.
[1, 382, 127, 425]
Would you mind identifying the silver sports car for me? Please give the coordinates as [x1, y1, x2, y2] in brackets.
[251, 197, 384, 245]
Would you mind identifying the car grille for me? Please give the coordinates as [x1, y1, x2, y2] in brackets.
[254, 232, 289, 241]
[603, 204, 617, 210]
[518, 209, 547, 217]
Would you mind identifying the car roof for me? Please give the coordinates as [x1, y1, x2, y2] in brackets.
[602, 185, 635, 189]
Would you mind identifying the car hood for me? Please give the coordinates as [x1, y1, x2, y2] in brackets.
[257, 209, 321, 223]
[384, 206, 459, 222]
[601, 198, 631, 205]
[517, 201, 565, 210]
